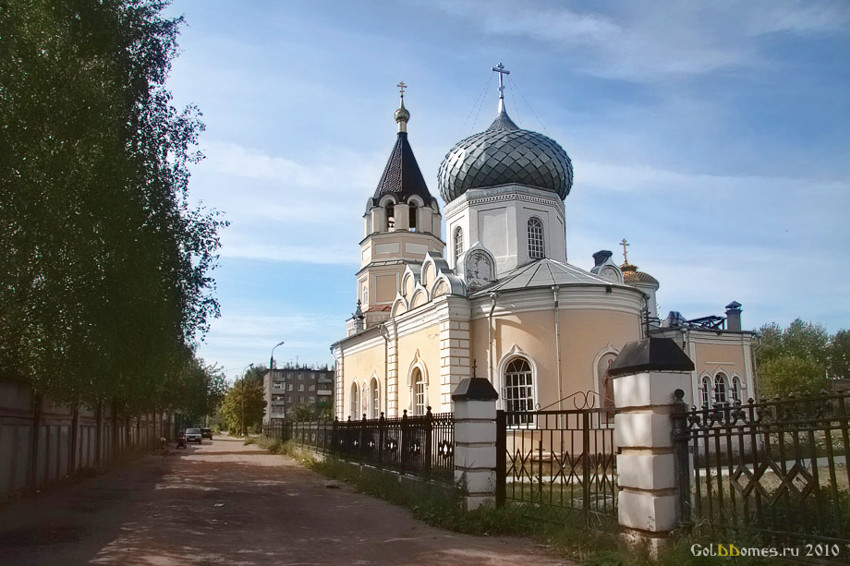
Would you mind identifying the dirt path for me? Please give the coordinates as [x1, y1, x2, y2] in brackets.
[0, 436, 571, 565]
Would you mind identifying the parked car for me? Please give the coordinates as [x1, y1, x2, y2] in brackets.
[201, 427, 213, 439]
[184, 427, 203, 443]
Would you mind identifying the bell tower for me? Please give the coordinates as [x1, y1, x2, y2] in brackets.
[352, 85, 444, 334]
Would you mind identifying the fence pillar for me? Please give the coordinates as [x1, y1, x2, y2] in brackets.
[609, 337, 694, 558]
[451, 377, 499, 511]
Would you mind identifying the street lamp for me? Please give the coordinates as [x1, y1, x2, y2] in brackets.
[269, 340, 285, 370]
[241, 363, 254, 437]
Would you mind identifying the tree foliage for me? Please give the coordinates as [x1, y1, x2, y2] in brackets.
[829, 330, 850, 380]
[172, 357, 227, 424]
[0, 0, 225, 412]
[220, 378, 266, 435]
[756, 319, 847, 396]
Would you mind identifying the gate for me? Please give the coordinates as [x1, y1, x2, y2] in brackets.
[496, 392, 618, 527]
[674, 389, 850, 551]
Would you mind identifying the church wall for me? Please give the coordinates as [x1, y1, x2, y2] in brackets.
[373, 272, 398, 304]
[338, 334, 386, 420]
[690, 336, 755, 402]
[444, 186, 566, 277]
[468, 290, 642, 411]
[395, 322, 442, 414]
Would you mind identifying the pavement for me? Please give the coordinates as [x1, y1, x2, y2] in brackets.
[0, 436, 572, 565]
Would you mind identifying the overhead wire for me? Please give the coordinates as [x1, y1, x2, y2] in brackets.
[456, 72, 494, 139]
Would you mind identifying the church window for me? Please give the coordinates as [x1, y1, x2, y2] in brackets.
[370, 378, 380, 418]
[528, 217, 545, 259]
[350, 383, 359, 419]
[714, 373, 728, 407]
[412, 368, 426, 415]
[505, 358, 534, 425]
[731, 376, 742, 404]
[454, 227, 463, 265]
[409, 204, 417, 231]
[701, 376, 711, 408]
[386, 204, 395, 231]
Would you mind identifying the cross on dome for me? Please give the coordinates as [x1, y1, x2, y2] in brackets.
[394, 81, 410, 133]
[620, 238, 630, 264]
[492, 62, 510, 112]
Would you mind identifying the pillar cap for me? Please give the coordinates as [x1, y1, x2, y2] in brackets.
[452, 377, 499, 401]
[608, 337, 694, 377]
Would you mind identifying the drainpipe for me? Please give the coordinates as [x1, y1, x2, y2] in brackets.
[751, 333, 761, 401]
[380, 323, 389, 416]
[488, 292, 498, 390]
[552, 285, 563, 411]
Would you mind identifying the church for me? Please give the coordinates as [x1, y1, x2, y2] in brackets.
[331, 67, 756, 420]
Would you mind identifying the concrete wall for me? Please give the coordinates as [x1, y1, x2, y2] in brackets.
[0, 377, 170, 498]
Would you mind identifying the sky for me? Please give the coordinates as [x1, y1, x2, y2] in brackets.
[163, 0, 850, 383]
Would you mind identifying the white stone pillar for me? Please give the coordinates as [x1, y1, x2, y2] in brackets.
[611, 337, 694, 557]
[451, 377, 499, 511]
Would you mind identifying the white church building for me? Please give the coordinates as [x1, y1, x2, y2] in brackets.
[331, 68, 756, 421]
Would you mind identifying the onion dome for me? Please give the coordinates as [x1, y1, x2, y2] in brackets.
[620, 261, 659, 286]
[437, 108, 573, 203]
[368, 88, 437, 210]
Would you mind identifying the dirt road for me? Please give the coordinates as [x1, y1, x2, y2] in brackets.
[0, 436, 570, 565]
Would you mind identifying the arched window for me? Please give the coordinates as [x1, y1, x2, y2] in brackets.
[731, 376, 742, 404]
[412, 368, 426, 415]
[454, 227, 463, 265]
[505, 357, 534, 425]
[350, 383, 360, 419]
[714, 373, 728, 407]
[409, 204, 417, 231]
[370, 378, 380, 419]
[701, 376, 711, 408]
[528, 217, 545, 259]
[386, 204, 395, 231]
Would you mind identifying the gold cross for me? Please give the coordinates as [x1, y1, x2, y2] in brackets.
[620, 238, 630, 264]
[397, 81, 407, 98]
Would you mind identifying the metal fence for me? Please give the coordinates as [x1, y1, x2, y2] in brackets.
[264, 408, 454, 483]
[496, 394, 618, 527]
[673, 389, 850, 552]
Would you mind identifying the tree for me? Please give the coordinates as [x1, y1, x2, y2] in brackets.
[220, 379, 266, 436]
[172, 357, 227, 424]
[757, 319, 829, 396]
[0, 0, 226, 413]
[828, 330, 850, 379]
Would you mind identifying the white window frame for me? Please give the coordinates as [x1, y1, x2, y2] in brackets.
[714, 373, 728, 407]
[504, 357, 535, 426]
[454, 226, 463, 265]
[528, 217, 545, 259]
[350, 382, 359, 419]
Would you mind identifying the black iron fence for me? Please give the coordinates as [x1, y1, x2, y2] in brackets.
[264, 408, 454, 483]
[673, 389, 850, 552]
[496, 394, 618, 527]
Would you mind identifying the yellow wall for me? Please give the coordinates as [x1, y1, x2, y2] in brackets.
[341, 339, 385, 419]
[396, 323, 441, 414]
[471, 303, 641, 410]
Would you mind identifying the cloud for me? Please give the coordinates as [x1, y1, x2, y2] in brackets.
[187, 139, 381, 264]
[201, 312, 342, 378]
[200, 140, 382, 194]
[219, 234, 355, 266]
[427, 0, 850, 81]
